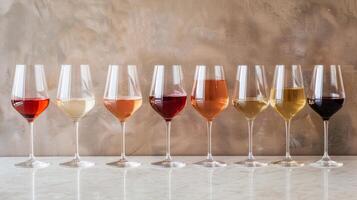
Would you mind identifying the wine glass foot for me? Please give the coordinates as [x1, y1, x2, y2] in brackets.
[194, 158, 227, 168]
[310, 158, 343, 168]
[271, 158, 304, 168]
[152, 159, 186, 168]
[107, 158, 141, 168]
[15, 158, 49, 169]
[235, 159, 268, 168]
[60, 158, 94, 168]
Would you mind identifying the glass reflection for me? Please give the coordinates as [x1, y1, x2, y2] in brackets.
[285, 169, 292, 200]
[323, 169, 330, 200]
[168, 169, 172, 200]
[207, 169, 215, 200]
[123, 170, 127, 200]
[76, 169, 81, 200]
[31, 169, 36, 200]
[248, 169, 255, 200]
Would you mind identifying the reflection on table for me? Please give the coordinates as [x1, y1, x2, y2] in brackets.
[1, 157, 354, 200]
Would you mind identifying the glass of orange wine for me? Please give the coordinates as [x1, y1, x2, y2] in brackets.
[11, 64, 50, 168]
[232, 65, 269, 167]
[104, 65, 142, 168]
[270, 65, 306, 167]
[191, 65, 229, 167]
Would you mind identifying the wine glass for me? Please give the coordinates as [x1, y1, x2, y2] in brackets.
[191, 65, 229, 167]
[56, 64, 95, 168]
[11, 64, 50, 168]
[104, 65, 142, 168]
[307, 65, 345, 168]
[149, 65, 187, 168]
[232, 65, 269, 167]
[270, 65, 306, 167]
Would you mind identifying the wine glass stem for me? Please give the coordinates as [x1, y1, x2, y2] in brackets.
[121, 121, 126, 159]
[285, 120, 292, 159]
[165, 121, 172, 160]
[29, 121, 35, 159]
[207, 121, 213, 160]
[323, 120, 330, 159]
[247, 120, 254, 160]
[74, 121, 80, 160]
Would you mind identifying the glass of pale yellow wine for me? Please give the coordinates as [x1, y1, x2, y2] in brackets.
[232, 65, 269, 167]
[56, 64, 96, 168]
[270, 65, 306, 167]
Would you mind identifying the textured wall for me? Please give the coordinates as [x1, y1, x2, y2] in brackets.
[0, 0, 357, 156]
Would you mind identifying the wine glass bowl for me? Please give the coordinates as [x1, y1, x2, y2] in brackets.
[191, 65, 229, 167]
[232, 65, 269, 168]
[149, 65, 187, 168]
[56, 64, 95, 168]
[307, 65, 345, 168]
[149, 96, 186, 121]
[270, 65, 306, 168]
[11, 64, 50, 168]
[104, 64, 143, 168]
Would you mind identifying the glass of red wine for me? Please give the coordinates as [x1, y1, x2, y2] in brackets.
[11, 64, 50, 168]
[149, 65, 187, 168]
[307, 65, 345, 168]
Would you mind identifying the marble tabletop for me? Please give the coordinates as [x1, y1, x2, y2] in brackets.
[0, 156, 355, 200]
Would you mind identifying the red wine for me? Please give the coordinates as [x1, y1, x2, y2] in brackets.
[307, 97, 344, 120]
[11, 98, 50, 122]
[149, 95, 187, 121]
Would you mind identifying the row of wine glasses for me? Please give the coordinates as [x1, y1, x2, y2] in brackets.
[11, 64, 345, 169]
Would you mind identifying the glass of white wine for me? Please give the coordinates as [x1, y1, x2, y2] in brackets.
[270, 65, 306, 167]
[56, 64, 96, 168]
[232, 65, 269, 167]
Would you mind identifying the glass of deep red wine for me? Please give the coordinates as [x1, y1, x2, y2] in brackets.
[307, 65, 345, 168]
[104, 65, 142, 168]
[149, 65, 187, 168]
[11, 64, 50, 168]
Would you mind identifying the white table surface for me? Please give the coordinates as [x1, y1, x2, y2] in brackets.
[0, 156, 355, 200]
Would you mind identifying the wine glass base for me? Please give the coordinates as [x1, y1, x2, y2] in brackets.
[15, 158, 49, 169]
[60, 158, 94, 168]
[194, 159, 227, 168]
[235, 159, 268, 168]
[310, 159, 343, 168]
[107, 158, 141, 168]
[152, 159, 186, 168]
[271, 158, 304, 168]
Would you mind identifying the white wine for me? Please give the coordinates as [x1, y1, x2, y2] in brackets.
[270, 88, 306, 120]
[56, 98, 95, 121]
[232, 98, 268, 119]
